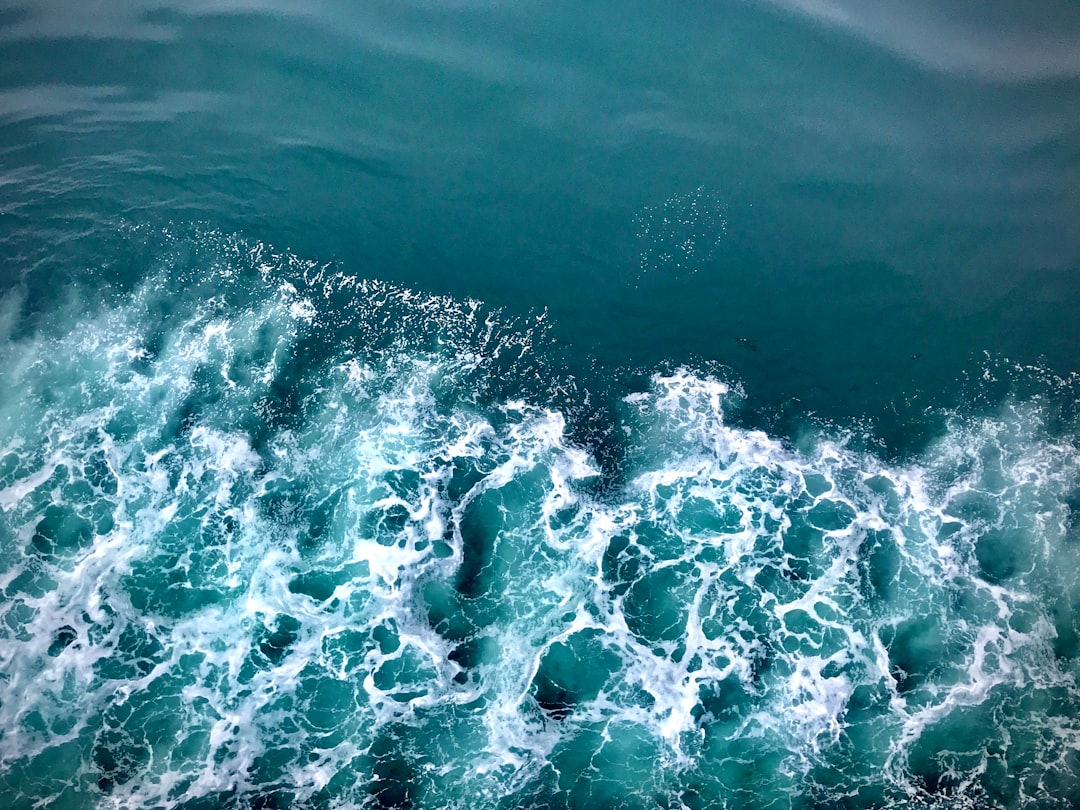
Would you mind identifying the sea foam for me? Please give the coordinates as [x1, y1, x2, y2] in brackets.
[1, 232, 1078, 809]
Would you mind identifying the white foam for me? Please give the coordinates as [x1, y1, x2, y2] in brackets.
[2, 254, 1079, 807]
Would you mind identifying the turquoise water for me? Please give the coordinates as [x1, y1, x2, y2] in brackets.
[2, 3, 1080, 808]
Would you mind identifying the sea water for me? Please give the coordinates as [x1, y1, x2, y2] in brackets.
[1, 2, 1079, 808]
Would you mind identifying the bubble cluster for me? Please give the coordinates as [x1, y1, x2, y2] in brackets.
[634, 187, 729, 278]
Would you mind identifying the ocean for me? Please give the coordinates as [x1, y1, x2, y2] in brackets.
[1, 2, 1079, 807]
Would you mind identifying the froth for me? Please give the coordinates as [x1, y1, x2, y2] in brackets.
[1, 231, 1078, 808]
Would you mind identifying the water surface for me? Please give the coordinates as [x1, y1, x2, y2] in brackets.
[1, 2, 1079, 807]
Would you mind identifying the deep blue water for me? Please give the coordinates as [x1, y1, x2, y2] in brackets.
[1, 2, 1080, 808]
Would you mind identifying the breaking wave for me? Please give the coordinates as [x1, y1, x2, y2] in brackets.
[1, 230, 1078, 809]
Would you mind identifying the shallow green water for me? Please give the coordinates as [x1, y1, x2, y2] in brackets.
[1, 2, 1079, 808]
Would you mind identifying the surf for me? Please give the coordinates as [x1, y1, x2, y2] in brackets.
[1, 229, 1077, 809]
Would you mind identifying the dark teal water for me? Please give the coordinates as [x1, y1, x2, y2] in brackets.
[2, 2, 1080, 808]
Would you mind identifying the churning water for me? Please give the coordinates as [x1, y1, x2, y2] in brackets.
[1, 2, 1079, 808]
